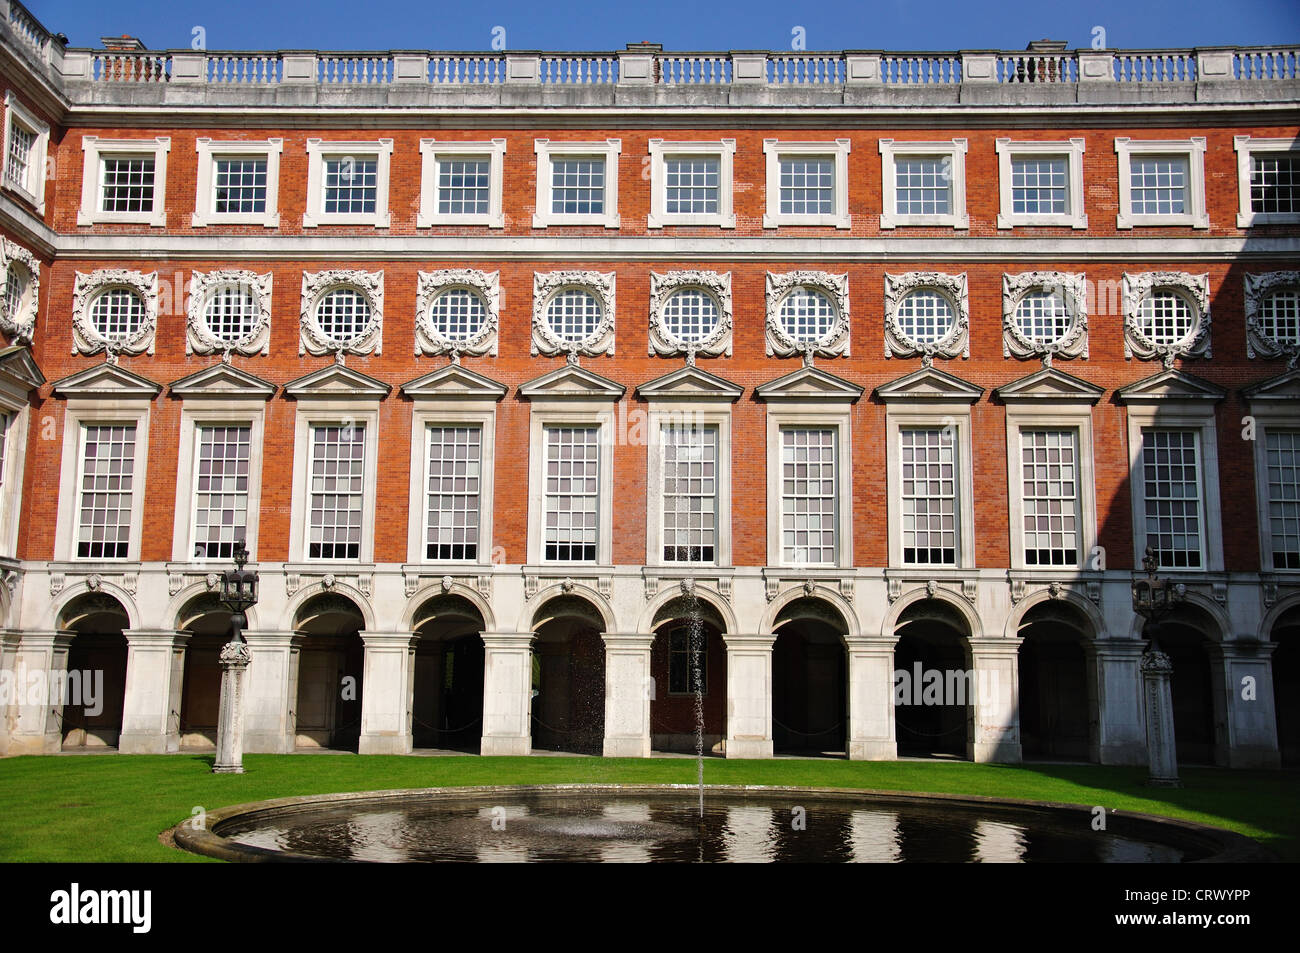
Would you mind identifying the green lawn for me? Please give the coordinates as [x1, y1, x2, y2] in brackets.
[0, 754, 1295, 862]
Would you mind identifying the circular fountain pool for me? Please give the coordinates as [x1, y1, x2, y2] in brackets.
[172, 785, 1262, 863]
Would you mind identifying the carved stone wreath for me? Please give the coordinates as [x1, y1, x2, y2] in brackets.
[300, 270, 383, 360]
[1244, 271, 1300, 369]
[764, 271, 850, 359]
[884, 271, 969, 362]
[186, 269, 272, 361]
[1002, 271, 1089, 365]
[648, 271, 733, 361]
[532, 270, 616, 358]
[71, 269, 158, 363]
[1122, 272, 1211, 368]
[415, 270, 500, 359]
[0, 238, 39, 343]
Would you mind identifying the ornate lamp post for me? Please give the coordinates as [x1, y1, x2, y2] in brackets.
[1131, 546, 1185, 787]
[213, 541, 258, 774]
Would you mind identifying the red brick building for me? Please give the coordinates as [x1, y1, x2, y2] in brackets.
[0, 3, 1296, 767]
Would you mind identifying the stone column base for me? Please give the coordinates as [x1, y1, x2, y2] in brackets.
[1097, 741, 1148, 766]
[1227, 746, 1281, 769]
[603, 736, 650, 758]
[725, 737, 773, 759]
[971, 740, 1023, 763]
[481, 735, 531, 756]
[849, 740, 898, 760]
[358, 733, 414, 755]
[118, 731, 172, 754]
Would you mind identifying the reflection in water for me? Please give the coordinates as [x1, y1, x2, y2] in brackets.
[218, 793, 1195, 863]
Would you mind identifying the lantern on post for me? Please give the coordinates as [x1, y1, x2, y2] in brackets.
[213, 540, 258, 774]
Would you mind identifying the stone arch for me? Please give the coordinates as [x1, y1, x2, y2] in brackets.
[519, 584, 616, 634]
[1259, 592, 1300, 641]
[639, 584, 736, 635]
[408, 592, 488, 752]
[402, 581, 496, 632]
[1004, 588, 1104, 641]
[1014, 595, 1099, 762]
[881, 587, 982, 641]
[168, 583, 260, 632]
[1125, 590, 1229, 642]
[282, 581, 375, 632]
[56, 591, 131, 750]
[50, 581, 140, 631]
[761, 585, 859, 638]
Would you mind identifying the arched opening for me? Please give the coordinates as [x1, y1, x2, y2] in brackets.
[411, 594, 485, 752]
[1017, 601, 1095, 762]
[1149, 605, 1220, 766]
[1270, 605, 1300, 766]
[176, 593, 233, 749]
[530, 595, 606, 755]
[893, 600, 972, 760]
[293, 593, 365, 751]
[649, 595, 727, 755]
[771, 598, 847, 757]
[58, 593, 129, 750]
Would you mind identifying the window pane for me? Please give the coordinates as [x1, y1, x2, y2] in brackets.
[545, 289, 601, 342]
[203, 283, 260, 342]
[315, 288, 372, 343]
[543, 426, 599, 562]
[661, 289, 720, 343]
[89, 288, 146, 340]
[437, 157, 490, 215]
[214, 157, 267, 214]
[100, 156, 155, 213]
[779, 157, 834, 215]
[323, 156, 378, 214]
[662, 425, 717, 563]
[1266, 430, 1300, 570]
[427, 425, 481, 561]
[1141, 430, 1202, 569]
[665, 156, 719, 214]
[1014, 290, 1073, 344]
[193, 425, 251, 559]
[668, 627, 708, 695]
[778, 287, 835, 342]
[1258, 289, 1300, 345]
[308, 424, 365, 560]
[551, 157, 604, 214]
[895, 156, 951, 215]
[1138, 290, 1195, 344]
[896, 290, 955, 344]
[781, 427, 836, 565]
[1250, 153, 1300, 215]
[1021, 430, 1079, 567]
[1130, 155, 1188, 215]
[6, 123, 34, 192]
[1011, 156, 1067, 214]
[901, 428, 957, 566]
[77, 424, 136, 559]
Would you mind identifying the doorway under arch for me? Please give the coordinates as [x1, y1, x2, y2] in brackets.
[1017, 601, 1096, 762]
[649, 595, 727, 754]
[58, 593, 129, 750]
[411, 594, 485, 752]
[771, 597, 848, 757]
[176, 593, 233, 749]
[530, 595, 606, 755]
[293, 593, 365, 751]
[893, 600, 972, 760]
[1270, 605, 1300, 766]
[1149, 605, 1222, 766]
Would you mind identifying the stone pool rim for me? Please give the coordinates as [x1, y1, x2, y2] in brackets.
[169, 783, 1273, 863]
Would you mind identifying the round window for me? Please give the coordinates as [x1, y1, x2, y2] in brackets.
[895, 289, 955, 344]
[4, 265, 29, 323]
[545, 288, 602, 343]
[778, 287, 836, 343]
[1138, 290, 1195, 345]
[662, 288, 720, 344]
[429, 288, 488, 342]
[89, 287, 146, 341]
[203, 283, 260, 343]
[314, 287, 373, 343]
[1259, 288, 1300, 345]
[1014, 289, 1074, 345]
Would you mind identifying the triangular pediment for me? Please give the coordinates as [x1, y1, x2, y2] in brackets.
[401, 364, 507, 401]
[636, 365, 743, 402]
[283, 364, 391, 400]
[874, 366, 983, 404]
[0, 345, 45, 391]
[518, 364, 625, 401]
[52, 362, 161, 399]
[169, 363, 276, 400]
[995, 367, 1104, 404]
[1242, 368, 1300, 404]
[1116, 369, 1225, 404]
[755, 365, 863, 403]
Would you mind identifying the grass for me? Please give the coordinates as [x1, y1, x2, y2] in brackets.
[0, 754, 1296, 862]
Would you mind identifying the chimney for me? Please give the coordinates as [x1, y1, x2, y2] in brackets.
[101, 35, 148, 52]
[1025, 38, 1068, 52]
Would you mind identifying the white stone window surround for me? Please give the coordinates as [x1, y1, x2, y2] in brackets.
[288, 403, 381, 564]
[414, 269, 500, 358]
[1122, 271, 1211, 367]
[878, 138, 969, 230]
[994, 137, 1087, 230]
[646, 139, 736, 229]
[302, 138, 393, 228]
[186, 269, 272, 359]
[299, 269, 383, 358]
[54, 400, 152, 562]
[648, 270, 733, 359]
[1247, 402, 1300, 574]
[1234, 136, 1300, 227]
[532, 138, 622, 229]
[407, 407, 498, 566]
[77, 136, 170, 227]
[883, 271, 969, 361]
[1114, 137, 1209, 230]
[762, 139, 852, 230]
[418, 138, 507, 229]
[2, 91, 48, 214]
[764, 404, 854, 568]
[191, 137, 283, 228]
[1, 237, 39, 343]
[764, 270, 851, 359]
[645, 406, 733, 567]
[1003, 407, 1100, 572]
[71, 269, 158, 362]
[526, 404, 616, 566]
[171, 401, 267, 563]
[1244, 271, 1300, 367]
[1002, 271, 1090, 362]
[0, 404, 31, 558]
[1124, 406, 1224, 574]
[885, 404, 977, 569]
[531, 270, 616, 358]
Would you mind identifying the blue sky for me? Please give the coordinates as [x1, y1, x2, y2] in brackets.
[24, 0, 1300, 52]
